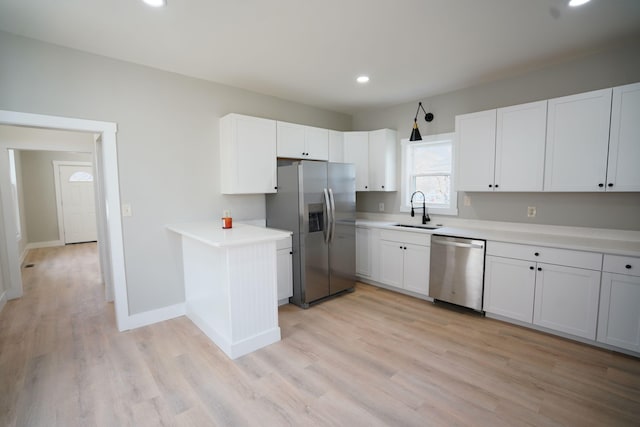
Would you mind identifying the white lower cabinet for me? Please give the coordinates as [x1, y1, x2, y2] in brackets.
[276, 237, 293, 304]
[377, 230, 430, 296]
[356, 226, 372, 278]
[484, 256, 536, 323]
[484, 241, 602, 340]
[597, 255, 640, 352]
[533, 263, 601, 340]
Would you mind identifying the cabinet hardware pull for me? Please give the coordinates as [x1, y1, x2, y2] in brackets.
[529, 266, 534, 270]
[537, 267, 542, 271]
[626, 264, 632, 269]
[608, 183, 614, 187]
[488, 184, 493, 188]
[289, 251, 293, 255]
[534, 252, 539, 256]
[495, 184, 499, 188]
[598, 183, 604, 187]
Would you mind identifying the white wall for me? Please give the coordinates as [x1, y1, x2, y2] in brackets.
[0, 31, 351, 315]
[353, 36, 640, 230]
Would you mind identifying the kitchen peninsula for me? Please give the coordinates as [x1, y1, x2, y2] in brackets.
[167, 221, 292, 359]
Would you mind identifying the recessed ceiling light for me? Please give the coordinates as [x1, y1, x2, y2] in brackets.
[568, 0, 590, 7]
[356, 76, 370, 84]
[142, 0, 167, 7]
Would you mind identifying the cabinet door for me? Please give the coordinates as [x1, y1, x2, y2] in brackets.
[495, 101, 547, 191]
[356, 227, 371, 278]
[277, 247, 293, 302]
[344, 131, 370, 191]
[403, 244, 430, 295]
[483, 256, 536, 323]
[533, 263, 601, 340]
[378, 240, 404, 288]
[607, 82, 640, 191]
[597, 273, 640, 352]
[220, 114, 277, 194]
[305, 126, 329, 160]
[455, 109, 497, 191]
[368, 129, 397, 191]
[544, 88, 612, 191]
[329, 130, 345, 163]
[276, 121, 306, 158]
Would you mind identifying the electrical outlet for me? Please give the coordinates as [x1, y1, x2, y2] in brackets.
[464, 195, 471, 206]
[378, 202, 385, 212]
[527, 206, 536, 218]
[122, 203, 132, 217]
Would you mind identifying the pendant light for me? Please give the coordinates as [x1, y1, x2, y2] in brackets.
[409, 102, 434, 141]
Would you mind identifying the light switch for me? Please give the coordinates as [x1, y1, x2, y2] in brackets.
[122, 203, 132, 217]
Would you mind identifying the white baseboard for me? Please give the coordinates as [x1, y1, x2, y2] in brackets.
[25, 240, 64, 251]
[122, 302, 186, 331]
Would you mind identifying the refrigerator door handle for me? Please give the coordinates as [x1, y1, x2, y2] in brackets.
[328, 187, 336, 243]
[323, 188, 331, 244]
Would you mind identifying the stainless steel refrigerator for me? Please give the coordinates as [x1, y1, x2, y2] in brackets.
[266, 161, 356, 308]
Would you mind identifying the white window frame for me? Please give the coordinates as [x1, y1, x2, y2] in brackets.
[400, 132, 458, 216]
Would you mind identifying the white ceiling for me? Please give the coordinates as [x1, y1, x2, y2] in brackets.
[1, 0, 639, 115]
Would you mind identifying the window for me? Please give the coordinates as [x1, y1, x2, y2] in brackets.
[8, 149, 21, 240]
[69, 171, 94, 182]
[401, 132, 457, 216]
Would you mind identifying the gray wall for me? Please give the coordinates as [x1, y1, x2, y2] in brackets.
[0, 31, 351, 315]
[353, 36, 640, 230]
[19, 150, 93, 244]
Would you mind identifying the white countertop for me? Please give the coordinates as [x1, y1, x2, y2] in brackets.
[167, 221, 291, 248]
[356, 218, 640, 257]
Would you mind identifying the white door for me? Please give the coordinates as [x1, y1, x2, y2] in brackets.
[403, 244, 430, 296]
[544, 88, 612, 191]
[455, 109, 497, 191]
[59, 165, 98, 243]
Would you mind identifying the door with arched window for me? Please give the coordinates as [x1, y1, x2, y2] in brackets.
[59, 165, 97, 244]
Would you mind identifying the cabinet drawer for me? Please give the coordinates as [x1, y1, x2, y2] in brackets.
[487, 241, 602, 270]
[603, 254, 640, 276]
[379, 229, 430, 246]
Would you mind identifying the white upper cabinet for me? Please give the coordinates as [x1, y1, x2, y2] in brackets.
[220, 113, 277, 194]
[344, 131, 370, 191]
[343, 129, 397, 192]
[607, 82, 640, 191]
[328, 130, 345, 163]
[455, 109, 497, 191]
[368, 128, 397, 191]
[495, 100, 547, 191]
[456, 101, 547, 192]
[544, 88, 612, 191]
[276, 121, 329, 160]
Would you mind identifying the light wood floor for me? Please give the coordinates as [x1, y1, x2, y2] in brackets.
[1, 244, 639, 426]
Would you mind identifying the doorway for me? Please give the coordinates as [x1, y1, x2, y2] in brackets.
[0, 110, 129, 331]
[54, 162, 98, 244]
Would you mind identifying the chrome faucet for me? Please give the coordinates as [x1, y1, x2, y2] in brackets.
[410, 191, 430, 224]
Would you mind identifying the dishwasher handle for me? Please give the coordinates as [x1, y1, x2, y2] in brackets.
[432, 238, 484, 249]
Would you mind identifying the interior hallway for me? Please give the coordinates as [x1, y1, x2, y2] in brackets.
[1, 244, 639, 426]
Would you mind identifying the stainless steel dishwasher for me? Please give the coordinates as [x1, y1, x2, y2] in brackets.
[429, 235, 486, 311]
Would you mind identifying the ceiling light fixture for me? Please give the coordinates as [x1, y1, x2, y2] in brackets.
[142, 0, 167, 7]
[409, 102, 434, 141]
[356, 75, 370, 84]
[568, 0, 590, 7]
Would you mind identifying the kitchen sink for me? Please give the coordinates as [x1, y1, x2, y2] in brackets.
[393, 224, 440, 230]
